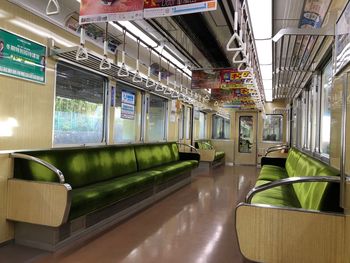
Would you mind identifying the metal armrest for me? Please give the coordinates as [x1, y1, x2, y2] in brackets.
[10, 153, 66, 184]
[265, 145, 289, 156]
[177, 143, 199, 153]
[246, 176, 340, 203]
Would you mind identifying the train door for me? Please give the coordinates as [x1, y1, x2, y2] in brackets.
[235, 112, 258, 165]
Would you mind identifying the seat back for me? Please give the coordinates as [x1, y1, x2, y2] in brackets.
[290, 151, 339, 210]
[13, 146, 138, 188]
[285, 148, 302, 177]
[195, 140, 212, 150]
[134, 142, 180, 171]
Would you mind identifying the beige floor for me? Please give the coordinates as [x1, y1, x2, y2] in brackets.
[0, 165, 258, 263]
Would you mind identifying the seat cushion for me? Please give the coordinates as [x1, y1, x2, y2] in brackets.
[251, 180, 301, 208]
[149, 161, 193, 183]
[214, 151, 225, 161]
[258, 165, 288, 181]
[69, 171, 160, 219]
[135, 143, 180, 171]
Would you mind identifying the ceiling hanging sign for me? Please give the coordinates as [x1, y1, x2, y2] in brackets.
[144, 0, 217, 19]
[191, 68, 254, 89]
[79, 0, 144, 24]
[0, 28, 46, 84]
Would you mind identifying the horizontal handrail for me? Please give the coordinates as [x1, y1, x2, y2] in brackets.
[246, 176, 340, 203]
[177, 143, 199, 153]
[265, 145, 289, 156]
[10, 153, 65, 184]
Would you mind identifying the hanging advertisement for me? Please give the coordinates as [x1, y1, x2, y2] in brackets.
[191, 68, 254, 89]
[144, 0, 217, 19]
[121, 90, 135, 120]
[335, 1, 350, 74]
[79, 0, 144, 24]
[0, 28, 46, 84]
[300, 0, 332, 28]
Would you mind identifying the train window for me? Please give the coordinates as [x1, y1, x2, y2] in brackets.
[212, 115, 230, 139]
[54, 63, 107, 145]
[199, 111, 207, 139]
[262, 114, 283, 142]
[148, 94, 167, 142]
[114, 85, 142, 143]
[320, 61, 332, 156]
[239, 116, 253, 153]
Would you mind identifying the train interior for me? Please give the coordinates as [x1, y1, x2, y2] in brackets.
[0, 0, 350, 262]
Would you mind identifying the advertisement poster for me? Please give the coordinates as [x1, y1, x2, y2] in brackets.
[0, 28, 46, 84]
[144, 0, 217, 18]
[79, 0, 144, 24]
[121, 90, 135, 120]
[300, 0, 332, 28]
[121, 103, 135, 120]
[192, 69, 254, 89]
[122, 90, 135, 105]
[335, 1, 350, 74]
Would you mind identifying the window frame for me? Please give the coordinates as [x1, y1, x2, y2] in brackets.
[147, 93, 168, 142]
[53, 61, 109, 147]
[212, 114, 230, 140]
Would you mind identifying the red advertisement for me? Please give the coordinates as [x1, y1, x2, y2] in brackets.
[79, 0, 144, 24]
[144, 0, 217, 18]
[191, 69, 221, 90]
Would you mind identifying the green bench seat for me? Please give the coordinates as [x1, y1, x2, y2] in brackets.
[195, 140, 225, 165]
[252, 148, 340, 211]
[13, 142, 199, 221]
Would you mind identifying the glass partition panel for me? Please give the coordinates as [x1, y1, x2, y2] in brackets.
[199, 111, 206, 139]
[239, 116, 253, 153]
[320, 61, 332, 155]
[114, 85, 141, 143]
[262, 114, 283, 142]
[148, 94, 167, 142]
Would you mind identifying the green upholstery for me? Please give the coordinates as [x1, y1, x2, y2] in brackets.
[150, 161, 194, 183]
[70, 171, 157, 219]
[214, 151, 225, 161]
[14, 146, 138, 188]
[134, 143, 179, 171]
[258, 165, 288, 181]
[13, 142, 199, 221]
[252, 148, 340, 211]
[252, 180, 301, 208]
[285, 148, 302, 177]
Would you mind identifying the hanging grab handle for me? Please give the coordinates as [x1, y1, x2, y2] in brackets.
[76, 27, 88, 61]
[46, 0, 60, 16]
[133, 39, 142, 83]
[118, 30, 129, 77]
[100, 23, 112, 70]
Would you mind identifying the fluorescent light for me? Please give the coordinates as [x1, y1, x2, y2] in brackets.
[256, 40, 272, 64]
[260, 64, 272, 79]
[118, 21, 158, 48]
[247, 0, 272, 39]
[265, 89, 273, 102]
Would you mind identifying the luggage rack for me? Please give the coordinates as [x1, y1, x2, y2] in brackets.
[272, 13, 336, 100]
[49, 45, 211, 107]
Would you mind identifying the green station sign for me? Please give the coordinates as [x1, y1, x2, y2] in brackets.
[0, 28, 46, 84]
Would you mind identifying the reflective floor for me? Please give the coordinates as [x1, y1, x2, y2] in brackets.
[0, 165, 258, 263]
